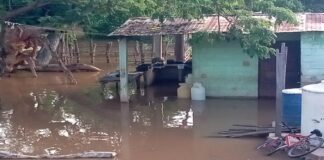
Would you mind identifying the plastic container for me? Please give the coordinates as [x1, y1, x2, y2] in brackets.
[282, 88, 302, 127]
[191, 82, 206, 101]
[185, 74, 193, 84]
[177, 83, 191, 99]
[301, 81, 324, 135]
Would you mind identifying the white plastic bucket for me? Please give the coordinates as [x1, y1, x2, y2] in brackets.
[191, 82, 206, 101]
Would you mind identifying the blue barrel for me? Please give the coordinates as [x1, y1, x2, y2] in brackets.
[282, 88, 302, 127]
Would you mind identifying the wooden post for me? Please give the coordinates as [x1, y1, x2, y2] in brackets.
[89, 39, 96, 65]
[153, 35, 162, 59]
[134, 41, 140, 64]
[115, 50, 118, 63]
[74, 40, 80, 64]
[65, 34, 70, 64]
[45, 39, 77, 85]
[275, 43, 288, 137]
[62, 35, 66, 64]
[90, 39, 93, 64]
[68, 42, 73, 64]
[57, 39, 63, 62]
[92, 43, 96, 65]
[175, 34, 185, 62]
[119, 38, 129, 102]
[139, 42, 144, 64]
[105, 42, 112, 63]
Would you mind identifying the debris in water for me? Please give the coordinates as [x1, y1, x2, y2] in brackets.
[35, 129, 52, 137]
[0, 151, 117, 159]
[58, 130, 69, 137]
[208, 124, 300, 138]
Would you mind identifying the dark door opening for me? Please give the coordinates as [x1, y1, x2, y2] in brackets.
[258, 41, 301, 98]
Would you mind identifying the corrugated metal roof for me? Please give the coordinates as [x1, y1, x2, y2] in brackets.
[109, 13, 324, 37]
[108, 16, 234, 36]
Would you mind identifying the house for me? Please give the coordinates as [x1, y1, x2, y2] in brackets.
[191, 13, 324, 98]
[109, 13, 324, 102]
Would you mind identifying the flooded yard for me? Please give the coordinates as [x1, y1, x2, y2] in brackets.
[0, 62, 289, 160]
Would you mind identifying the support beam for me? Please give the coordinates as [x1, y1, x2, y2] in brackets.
[153, 35, 162, 58]
[275, 43, 288, 137]
[119, 38, 129, 102]
[175, 34, 185, 62]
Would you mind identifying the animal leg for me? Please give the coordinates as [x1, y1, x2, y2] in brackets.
[26, 57, 37, 78]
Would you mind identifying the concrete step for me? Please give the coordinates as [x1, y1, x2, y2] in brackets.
[306, 148, 324, 160]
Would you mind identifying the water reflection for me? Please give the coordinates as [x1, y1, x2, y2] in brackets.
[0, 89, 123, 155]
[0, 75, 280, 160]
[130, 97, 194, 129]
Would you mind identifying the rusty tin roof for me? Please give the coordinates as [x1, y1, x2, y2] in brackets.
[109, 13, 324, 37]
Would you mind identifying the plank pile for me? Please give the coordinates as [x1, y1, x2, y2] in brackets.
[209, 124, 300, 138]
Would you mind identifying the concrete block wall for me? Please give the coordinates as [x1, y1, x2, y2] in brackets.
[192, 41, 258, 98]
[301, 32, 324, 85]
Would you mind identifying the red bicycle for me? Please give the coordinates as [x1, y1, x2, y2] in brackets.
[257, 122, 324, 158]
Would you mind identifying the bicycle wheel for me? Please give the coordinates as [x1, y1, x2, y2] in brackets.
[257, 138, 285, 156]
[287, 137, 324, 158]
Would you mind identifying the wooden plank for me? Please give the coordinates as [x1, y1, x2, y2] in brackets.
[275, 43, 288, 136]
[153, 35, 162, 58]
[119, 38, 129, 102]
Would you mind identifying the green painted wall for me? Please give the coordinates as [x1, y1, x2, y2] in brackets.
[301, 32, 324, 85]
[192, 41, 258, 97]
[276, 33, 301, 41]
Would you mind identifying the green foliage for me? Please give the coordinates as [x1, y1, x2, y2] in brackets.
[301, 0, 324, 12]
[0, 0, 322, 58]
[189, 18, 277, 59]
[188, 0, 295, 58]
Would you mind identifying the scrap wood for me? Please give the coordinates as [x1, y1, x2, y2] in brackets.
[0, 151, 117, 159]
[208, 130, 274, 138]
[208, 124, 300, 138]
[232, 124, 274, 129]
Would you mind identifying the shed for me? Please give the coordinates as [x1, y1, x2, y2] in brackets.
[109, 13, 324, 101]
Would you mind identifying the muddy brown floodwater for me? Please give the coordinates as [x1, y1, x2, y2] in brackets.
[0, 61, 290, 160]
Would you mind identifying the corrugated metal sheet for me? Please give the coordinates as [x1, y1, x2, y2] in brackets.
[109, 13, 324, 37]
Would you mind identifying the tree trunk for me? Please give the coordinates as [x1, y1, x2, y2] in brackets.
[36, 32, 61, 65]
